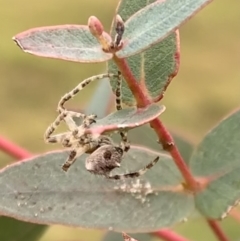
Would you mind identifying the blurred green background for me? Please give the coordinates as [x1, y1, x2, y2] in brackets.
[0, 0, 240, 240]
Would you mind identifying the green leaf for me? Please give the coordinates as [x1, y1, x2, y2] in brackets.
[103, 232, 152, 241]
[190, 109, 240, 219]
[117, 0, 213, 58]
[85, 104, 165, 135]
[13, 25, 112, 63]
[0, 216, 46, 241]
[108, 0, 179, 106]
[85, 78, 113, 118]
[0, 147, 194, 232]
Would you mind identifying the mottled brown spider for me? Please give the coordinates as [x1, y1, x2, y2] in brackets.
[44, 71, 159, 179]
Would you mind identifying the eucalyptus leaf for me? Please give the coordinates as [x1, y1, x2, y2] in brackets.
[13, 25, 112, 63]
[0, 146, 194, 232]
[85, 78, 113, 118]
[190, 109, 240, 218]
[117, 0, 213, 58]
[85, 104, 165, 135]
[108, 0, 179, 105]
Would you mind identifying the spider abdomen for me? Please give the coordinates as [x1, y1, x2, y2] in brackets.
[85, 144, 123, 176]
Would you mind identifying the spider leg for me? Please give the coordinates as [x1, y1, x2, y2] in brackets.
[57, 73, 120, 113]
[115, 72, 130, 152]
[107, 156, 159, 180]
[115, 72, 122, 111]
[44, 111, 67, 143]
[62, 149, 78, 172]
[63, 112, 81, 131]
[62, 146, 88, 172]
[44, 110, 86, 144]
[70, 113, 98, 140]
[62, 136, 102, 171]
[46, 132, 71, 145]
[60, 114, 86, 147]
[119, 132, 130, 152]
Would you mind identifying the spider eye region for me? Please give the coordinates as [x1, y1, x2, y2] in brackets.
[85, 145, 124, 176]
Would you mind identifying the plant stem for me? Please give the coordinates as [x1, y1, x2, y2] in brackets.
[153, 229, 191, 241]
[206, 220, 229, 241]
[0, 136, 31, 160]
[113, 56, 198, 191]
[150, 118, 198, 190]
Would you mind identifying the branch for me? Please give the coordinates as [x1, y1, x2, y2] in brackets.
[206, 220, 229, 241]
[150, 118, 197, 190]
[153, 229, 191, 241]
[0, 136, 31, 160]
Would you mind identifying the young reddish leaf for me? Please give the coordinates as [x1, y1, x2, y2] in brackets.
[108, 0, 179, 105]
[85, 104, 165, 135]
[189, 109, 240, 219]
[88, 16, 114, 52]
[13, 25, 112, 63]
[88, 16, 104, 38]
[0, 147, 194, 232]
[116, 0, 213, 58]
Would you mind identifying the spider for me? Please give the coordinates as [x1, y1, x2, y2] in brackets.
[44, 70, 159, 179]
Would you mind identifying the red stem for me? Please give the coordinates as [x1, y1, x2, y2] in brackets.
[0, 136, 32, 160]
[153, 229, 190, 241]
[150, 118, 197, 189]
[113, 56, 198, 190]
[206, 220, 229, 241]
